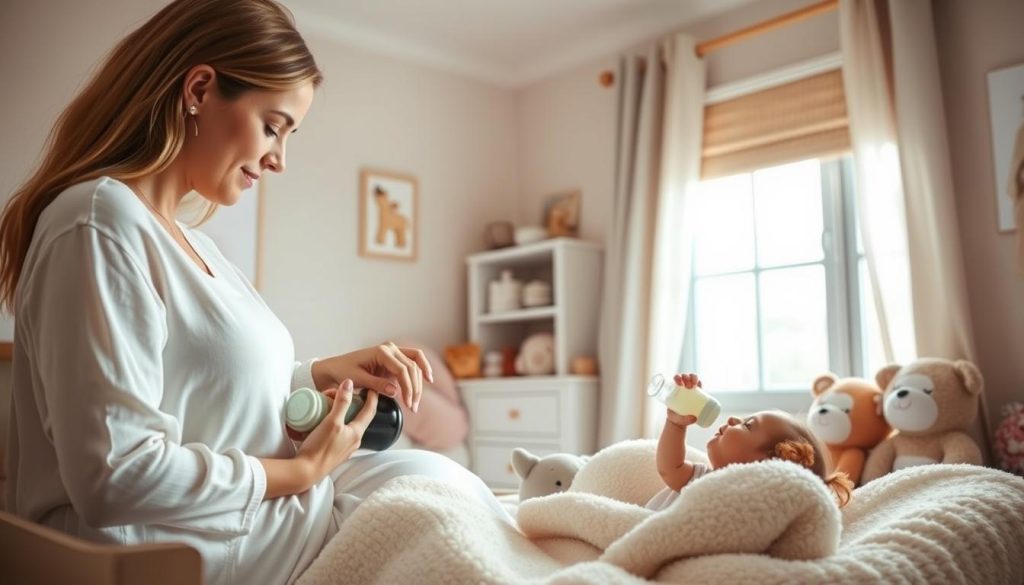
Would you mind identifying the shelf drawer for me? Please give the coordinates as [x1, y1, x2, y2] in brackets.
[471, 390, 560, 437]
[474, 441, 561, 489]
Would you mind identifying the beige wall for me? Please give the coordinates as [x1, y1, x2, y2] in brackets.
[516, 0, 838, 253]
[933, 0, 1024, 434]
[262, 35, 520, 358]
[0, 0, 520, 361]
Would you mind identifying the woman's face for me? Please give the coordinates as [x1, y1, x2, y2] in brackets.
[182, 67, 315, 205]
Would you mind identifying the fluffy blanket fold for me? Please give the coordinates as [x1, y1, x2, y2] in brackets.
[297, 440, 1024, 585]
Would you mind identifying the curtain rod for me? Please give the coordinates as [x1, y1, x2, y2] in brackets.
[598, 0, 839, 88]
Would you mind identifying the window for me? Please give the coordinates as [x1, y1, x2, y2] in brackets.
[680, 156, 885, 412]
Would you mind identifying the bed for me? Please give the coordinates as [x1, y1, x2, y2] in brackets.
[297, 439, 1024, 585]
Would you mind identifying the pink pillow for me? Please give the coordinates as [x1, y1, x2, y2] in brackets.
[394, 341, 469, 450]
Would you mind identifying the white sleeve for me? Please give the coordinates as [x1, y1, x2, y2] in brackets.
[291, 358, 319, 392]
[22, 225, 265, 534]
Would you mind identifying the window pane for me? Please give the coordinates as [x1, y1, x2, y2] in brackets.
[694, 274, 758, 390]
[753, 159, 824, 267]
[859, 258, 888, 377]
[760, 265, 830, 389]
[693, 174, 755, 275]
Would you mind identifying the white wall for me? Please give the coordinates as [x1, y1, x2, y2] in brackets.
[0, 0, 521, 363]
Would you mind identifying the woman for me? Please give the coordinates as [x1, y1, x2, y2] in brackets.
[0, 1, 512, 583]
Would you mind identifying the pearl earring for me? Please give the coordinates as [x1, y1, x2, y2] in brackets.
[187, 104, 198, 137]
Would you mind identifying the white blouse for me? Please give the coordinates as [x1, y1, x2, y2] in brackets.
[5, 177, 336, 584]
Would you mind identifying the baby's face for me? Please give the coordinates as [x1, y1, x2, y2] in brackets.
[706, 411, 794, 469]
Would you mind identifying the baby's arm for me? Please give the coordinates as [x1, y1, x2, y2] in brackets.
[655, 373, 701, 492]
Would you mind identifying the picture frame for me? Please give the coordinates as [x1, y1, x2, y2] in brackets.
[359, 168, 419, 261]
[542, 189, 581, 238]
[986, 62, 1024, 233]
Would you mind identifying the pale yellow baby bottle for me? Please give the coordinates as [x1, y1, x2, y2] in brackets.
[647, 374, 721, 428]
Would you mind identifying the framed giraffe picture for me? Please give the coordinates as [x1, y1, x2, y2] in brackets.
[358, 168, 419, 262]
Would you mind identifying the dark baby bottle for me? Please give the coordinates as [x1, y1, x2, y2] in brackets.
[285, 386, 404, 450]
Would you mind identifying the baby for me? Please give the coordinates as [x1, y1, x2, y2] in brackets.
[647, 372, 853, 511]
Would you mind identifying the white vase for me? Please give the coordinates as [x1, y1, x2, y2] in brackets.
[489, 270, 522, 313]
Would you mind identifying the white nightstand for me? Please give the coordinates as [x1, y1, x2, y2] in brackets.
[459, 376, 598, 489]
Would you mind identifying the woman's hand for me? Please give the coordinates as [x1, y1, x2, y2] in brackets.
[311, 342, 433, 412]
[294, 379, 379, 481]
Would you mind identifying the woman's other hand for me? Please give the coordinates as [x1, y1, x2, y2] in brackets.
[312, 342, 433, 413]
[261, 380, 378, 500]
[294, 379, 378, 479]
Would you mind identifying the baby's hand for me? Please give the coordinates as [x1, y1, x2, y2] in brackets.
[666, 409, 698, 428]
[673, 373, 702, 389]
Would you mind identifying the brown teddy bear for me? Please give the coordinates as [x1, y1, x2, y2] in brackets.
[861, 358, 984, 484]
[807, 374, 891, 485]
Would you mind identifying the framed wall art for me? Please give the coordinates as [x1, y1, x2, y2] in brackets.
[987, 62, 1024, 233]
[359, 168, 419, 261]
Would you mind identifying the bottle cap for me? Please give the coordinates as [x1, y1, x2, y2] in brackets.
[696, 398, 722, 428]
[286, 387, 322, 432]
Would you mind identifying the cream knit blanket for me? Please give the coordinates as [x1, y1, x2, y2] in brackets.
[297, 440, 1024, 584]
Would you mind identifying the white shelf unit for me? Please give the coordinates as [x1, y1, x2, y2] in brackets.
[460, 238, 604, 489]
[466, 237, 603, 376]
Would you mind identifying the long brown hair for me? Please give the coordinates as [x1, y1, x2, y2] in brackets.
[0, 0, 323, 313]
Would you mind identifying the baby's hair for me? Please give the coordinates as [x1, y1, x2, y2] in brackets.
[768, 416, 854, 508]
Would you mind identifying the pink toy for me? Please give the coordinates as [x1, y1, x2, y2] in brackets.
[993, 402, 1024, 476]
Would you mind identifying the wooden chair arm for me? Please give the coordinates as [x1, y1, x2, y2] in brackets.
[0, 510, 202, 585]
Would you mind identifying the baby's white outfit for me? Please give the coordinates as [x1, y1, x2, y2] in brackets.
[645, 462, 711, 511]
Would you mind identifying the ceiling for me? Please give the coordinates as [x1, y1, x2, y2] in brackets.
[287, 0, 755, 88]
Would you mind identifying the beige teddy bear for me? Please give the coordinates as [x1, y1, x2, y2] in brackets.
[861, 358, 984, 484]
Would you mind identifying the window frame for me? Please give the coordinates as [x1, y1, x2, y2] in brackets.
[680, 155, 870, 413]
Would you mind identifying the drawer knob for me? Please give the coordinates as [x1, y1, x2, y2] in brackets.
[508, 408, 520, 420]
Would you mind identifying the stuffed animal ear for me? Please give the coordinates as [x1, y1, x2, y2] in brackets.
[873, 393, 884, 417]
[875, 364, 902, 392]
[953, 360, 984, 395]
[511, 448, 539, 479]
[811, 373, 838, 397]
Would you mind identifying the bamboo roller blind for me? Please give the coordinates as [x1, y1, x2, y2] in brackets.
[701, 69, 850, 179]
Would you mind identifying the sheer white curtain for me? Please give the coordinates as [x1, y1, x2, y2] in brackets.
[840, 0, 991, 453]
[597, 34, 705, 446]
[839, 0, 917, 366]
